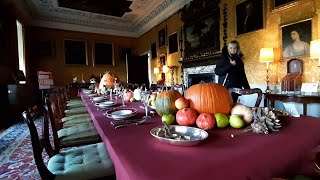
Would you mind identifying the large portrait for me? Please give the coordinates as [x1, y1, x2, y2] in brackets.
[281, 19, 311, 58]
[158, 28, 166, 47]
[169, 32, 178, 54]
[64, 39, 87, 65]
[236, 0, 264, 36]
[93, 42, 114, 66]
[272, 0, 299, 10]
[151, 43, 157, 59]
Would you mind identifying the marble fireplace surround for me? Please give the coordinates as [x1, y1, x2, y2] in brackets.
[180, 54, 222, 88]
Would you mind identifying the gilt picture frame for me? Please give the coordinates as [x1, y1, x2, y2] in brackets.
[169, 32, 178, 54]
[93, 42, 114, 66]
[271, 0, 300, 11]
[236, 0, 264, 36]
[281, 19, 312, 59]
[64, 39, 88, 65]
[158, 28, 166, 47]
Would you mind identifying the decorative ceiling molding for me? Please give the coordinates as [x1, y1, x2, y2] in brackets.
[19, 0, 191, 37]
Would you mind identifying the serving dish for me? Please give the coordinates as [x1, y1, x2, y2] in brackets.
[150, 125, 208, 146]
[92, 96, 105, 102]
[105, 108, 137, 120]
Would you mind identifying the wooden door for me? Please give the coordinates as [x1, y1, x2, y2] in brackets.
[127, 55, 149, 87]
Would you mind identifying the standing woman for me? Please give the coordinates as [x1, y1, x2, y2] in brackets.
[215, 40, 250, 103]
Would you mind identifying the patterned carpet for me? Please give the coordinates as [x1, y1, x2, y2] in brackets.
[0, 118, 46, 179]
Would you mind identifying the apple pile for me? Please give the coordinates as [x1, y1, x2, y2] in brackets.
[160, 98, 250, 130]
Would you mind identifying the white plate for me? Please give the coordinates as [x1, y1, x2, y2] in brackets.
[93, 96, 105, 102]
[106, 108, 137, 120]
[99, 101, 116, 108]
[149, 105, 156, 110]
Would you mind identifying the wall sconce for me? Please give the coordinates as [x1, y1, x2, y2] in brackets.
[154, 67, 159, 75]
[168, 66, 177, 85]
[310, 39, 320, 67]
[162, 65, 168, 74]
[259, 48, 274, 93]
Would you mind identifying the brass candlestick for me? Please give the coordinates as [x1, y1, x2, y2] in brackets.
[168, 66, 177, 85]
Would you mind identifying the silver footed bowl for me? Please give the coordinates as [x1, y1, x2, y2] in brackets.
[150, 125, 208, 146]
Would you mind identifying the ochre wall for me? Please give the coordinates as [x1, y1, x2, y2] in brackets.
[135, 13, 183, 85]
[27, 27, 136, 86]
[136, 0, 320, 86]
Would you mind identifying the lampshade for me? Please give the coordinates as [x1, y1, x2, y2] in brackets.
[162, 65, 168, 73]
[310, 39, 320, 59]
[259, 48, 274, 63]
[154, 67, 159, 74]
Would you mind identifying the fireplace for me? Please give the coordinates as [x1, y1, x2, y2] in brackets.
[183, 65, 217, 88]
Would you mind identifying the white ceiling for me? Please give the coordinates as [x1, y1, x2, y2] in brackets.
[16, 0, 191, 37]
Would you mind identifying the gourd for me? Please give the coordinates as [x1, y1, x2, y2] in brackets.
[155, 90, 183, 116]
[196, 113, 215, 130]
[185, 83, 233, 115]
[231, 103, 253, 124]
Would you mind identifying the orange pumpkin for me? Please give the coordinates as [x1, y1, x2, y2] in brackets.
[101, 72, 115, 88]
[185, 83, 233, 115]
[155, 90, 183, 116]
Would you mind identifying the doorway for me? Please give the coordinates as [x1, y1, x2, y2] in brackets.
[127, 54, 150, 88]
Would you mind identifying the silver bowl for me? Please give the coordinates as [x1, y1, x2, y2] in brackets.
[150, 125, 208, 146]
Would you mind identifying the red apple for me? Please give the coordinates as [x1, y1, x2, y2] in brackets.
[196, 113, 215, 130]
[124, 91, 134, 102]
[176, 108, 198, 126]
[175, 97, 189, 110]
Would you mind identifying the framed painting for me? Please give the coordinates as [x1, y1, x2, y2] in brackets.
[151, 43, 157, 59]
[64, 39, 87, 65]
[272, 0, 300, 11]
[34, 40, 54, 57]
[93, 42, 114, 66]
[281, 19, 311, 59]
[169, 32, 178, 54]
[158, 28, 166, 47]
[236, 0, 264, 36]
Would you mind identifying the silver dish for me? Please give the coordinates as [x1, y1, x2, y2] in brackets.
[150, 125, 208, 146]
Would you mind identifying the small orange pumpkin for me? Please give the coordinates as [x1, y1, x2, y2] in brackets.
[155, 90, 183, 116]
[185, 83, 233, 115]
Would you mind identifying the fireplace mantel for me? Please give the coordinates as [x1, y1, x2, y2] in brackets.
[179, 54, 222, 68]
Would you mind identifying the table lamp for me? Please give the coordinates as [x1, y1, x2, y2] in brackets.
[310, 39, 320, 67]
[259, 48, 274, 93]
[154, 67, 159, 81]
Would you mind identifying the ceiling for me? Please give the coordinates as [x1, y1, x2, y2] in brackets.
[16, 0, 191, 37]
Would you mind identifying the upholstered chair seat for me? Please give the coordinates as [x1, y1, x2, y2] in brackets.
[58, 123, 101, 147]
[61, 114, 92, 127]
[64, 107, 88, 116]
[48, 142, 115, 180]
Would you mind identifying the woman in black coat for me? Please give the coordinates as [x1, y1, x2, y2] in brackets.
[215, 40, 250, 103]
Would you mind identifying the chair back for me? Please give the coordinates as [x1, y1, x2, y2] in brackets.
[171, 84, 185, 95]
[22, 106, 55, 180]
[229, 88, 262, 107]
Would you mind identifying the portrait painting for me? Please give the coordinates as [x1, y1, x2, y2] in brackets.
[64, 39, 87, 65]
[151, 43, 157, 59]
[158, 28, 166, 47]
[236, 0, 264, 35]
[274, 0, 298, 8]
[281, 19, 311, 58]
[93, 42, 114, 66]
[169, 32, 178, 54]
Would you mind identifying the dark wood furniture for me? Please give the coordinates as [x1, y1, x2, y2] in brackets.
[264, 93, 320, 115]
[229, 88, 263, 107]
[281, 59, 302, 92]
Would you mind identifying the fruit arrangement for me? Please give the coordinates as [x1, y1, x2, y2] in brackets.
[154, 83, 284, 136]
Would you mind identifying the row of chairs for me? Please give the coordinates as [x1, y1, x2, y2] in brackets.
[23, 88, 116, 179]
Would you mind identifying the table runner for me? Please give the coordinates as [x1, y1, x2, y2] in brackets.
[81, 92, 320, 180]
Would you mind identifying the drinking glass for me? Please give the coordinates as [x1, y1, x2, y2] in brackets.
[140, 91, 151, 118]
[119, 88, 127, 107]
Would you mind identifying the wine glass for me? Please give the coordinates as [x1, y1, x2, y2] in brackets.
[119, 88, 127, 107]
[140, 91, 151, 118]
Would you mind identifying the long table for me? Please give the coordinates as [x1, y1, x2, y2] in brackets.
[81, 92, 320, 180]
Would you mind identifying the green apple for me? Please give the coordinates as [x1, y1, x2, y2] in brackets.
[150, 94, 157, 101]
[130, 97, 136, 102]
[229, 115, 244, 128]
[214, 113, 229, 128]
[151, 100, 156, 106]
[162, 114, 175, 125]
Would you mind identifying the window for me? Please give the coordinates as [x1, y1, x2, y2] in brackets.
[16, 20, 26, 83]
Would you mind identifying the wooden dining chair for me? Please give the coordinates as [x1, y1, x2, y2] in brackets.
[229, 88, 263, 107]
[45, 96, 101, 153]
[22, 106, 115, 180]
[171, 84, 186, 95]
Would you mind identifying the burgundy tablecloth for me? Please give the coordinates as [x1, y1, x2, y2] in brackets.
[81, 93, 320, 180]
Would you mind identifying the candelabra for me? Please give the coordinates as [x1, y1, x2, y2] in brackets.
[168, 66, 177, 85]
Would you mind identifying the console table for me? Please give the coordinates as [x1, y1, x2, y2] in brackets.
[264, 93, 320, 115]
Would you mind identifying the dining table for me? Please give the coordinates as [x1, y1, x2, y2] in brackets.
[80, 91, 320, 180]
